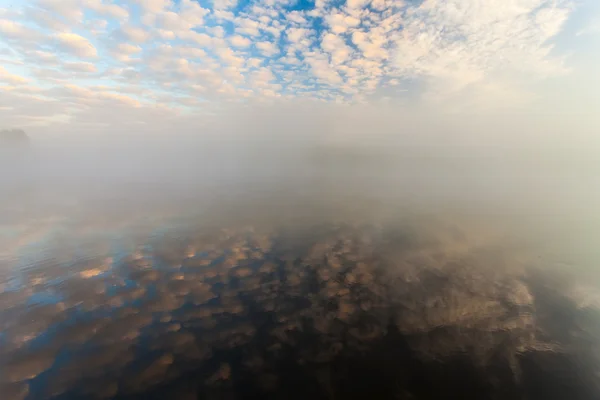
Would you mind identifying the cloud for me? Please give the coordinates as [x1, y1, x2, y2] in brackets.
[325, 12, 360, 34]
[235, 17, 262, 36]
[178, 0, 210, 26]
[213, 0, 238, 11]
[178, 30, 214, 46]
[286, 27, 311, 44]
[25, 50, 61, 66]
[216, 48, 245, 68]
[392, 0, 572, 99]
[305, 52, 343, 85]
[351, 30, 388, 60]
[177, 46, 207, 59]
[0, 19, 43, 41]
[286, 11, 308, 25]
[229, 35, 252, 48]
[256, 41, 279, 57]
[117, 44, 143, 55]
[25, 7, 72, 31]
[54, 33, 98, 58]
[84, 0, 129, 20]
[134, 0, 173, 14]
[36, 0, 84, 23]
[0, 66, 29, 84]
[321, 33, 353, 64]
[115, 25, 152, 43]
[110, 43, 143, 63]
[346, 0, 371, 10]
[63, 61, 97, 73]
[249, 67, 276, 87]
[0, 0, 593, 134]
[85, 19, 109, 36]
[157, 29, 176, 40]
[577, 18, 600, 36]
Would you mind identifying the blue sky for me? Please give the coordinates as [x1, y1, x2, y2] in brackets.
[0, 0, 598, 136]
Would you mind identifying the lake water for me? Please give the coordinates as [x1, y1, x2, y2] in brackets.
[1, 146, 599, 399]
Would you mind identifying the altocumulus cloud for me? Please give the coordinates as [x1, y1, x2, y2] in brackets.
[53, 33, 99, 58]
[0, 0, 597, 134]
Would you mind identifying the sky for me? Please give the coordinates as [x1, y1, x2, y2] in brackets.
[0, 0, 598, 144]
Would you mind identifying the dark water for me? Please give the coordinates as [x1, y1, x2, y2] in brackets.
[1, 212, 600, 400]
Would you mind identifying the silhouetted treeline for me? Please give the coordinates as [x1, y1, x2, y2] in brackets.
[0, 128, 30, 148]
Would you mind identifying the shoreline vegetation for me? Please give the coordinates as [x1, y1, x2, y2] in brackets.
[0, 129, 29, 148]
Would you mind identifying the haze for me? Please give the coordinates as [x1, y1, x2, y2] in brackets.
[1, 0, 599, 278]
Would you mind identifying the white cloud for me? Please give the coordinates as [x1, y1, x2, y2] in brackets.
[157, 29, 176, 40]
[246, 58, 263, 68]
[134, 0, 173, 14]
[229, 35, 252, 48]
[0, 8, 18, 19]
[26, 50, 60, 65]
[208, 26, 226, 38]
[153, 8, 207, 32]
[256, 41, 279, 57]
[178, 30, 214, 46]
[178, 0, 210, 26]
[222, 66, 245, 84]
[0, 19, 43, 41]
[116, 25, 152, 43]
[346, 0, 371, 10]
[0, 66, 29, 84]
[351, 30, 388, 60]
[85, 19, 109, 35]
[0, 0, 587, 129]
[287, 27, 311, 43]
[26, 7, 72, 31]
[213, 10, 235, 21]
[216, 48, 246, 68]
[213, 0, 238, 11]
[249, 67, 276, 87]
[36, 0, 84, 23]
[370, 0, 391, 11]
[577, 18, 600, 36]
[325, 12, 360, 34]
[63, 61, 98, 73]
[177, 46, 207, 59]
[286, 11, 308, 25]
[286, 27, 314, 55]
[392, 0, 573, 99]
[235, 17, 262, 36]
[264, 24, 284, 38]
[322, 33, 353, 64]
[54, 33, 98, 58]
[305, 52, 343, 85]
[117, 43, 143, 54]
[83, 0, 129, 20]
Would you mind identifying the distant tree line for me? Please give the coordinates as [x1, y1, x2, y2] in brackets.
[0, 129, 30, 148]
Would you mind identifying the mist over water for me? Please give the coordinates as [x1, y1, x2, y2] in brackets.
[1, 105, 600, 400]
[2, 105, 600, 277]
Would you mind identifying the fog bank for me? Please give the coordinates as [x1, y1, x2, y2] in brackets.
[1, 103, 599, 280]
